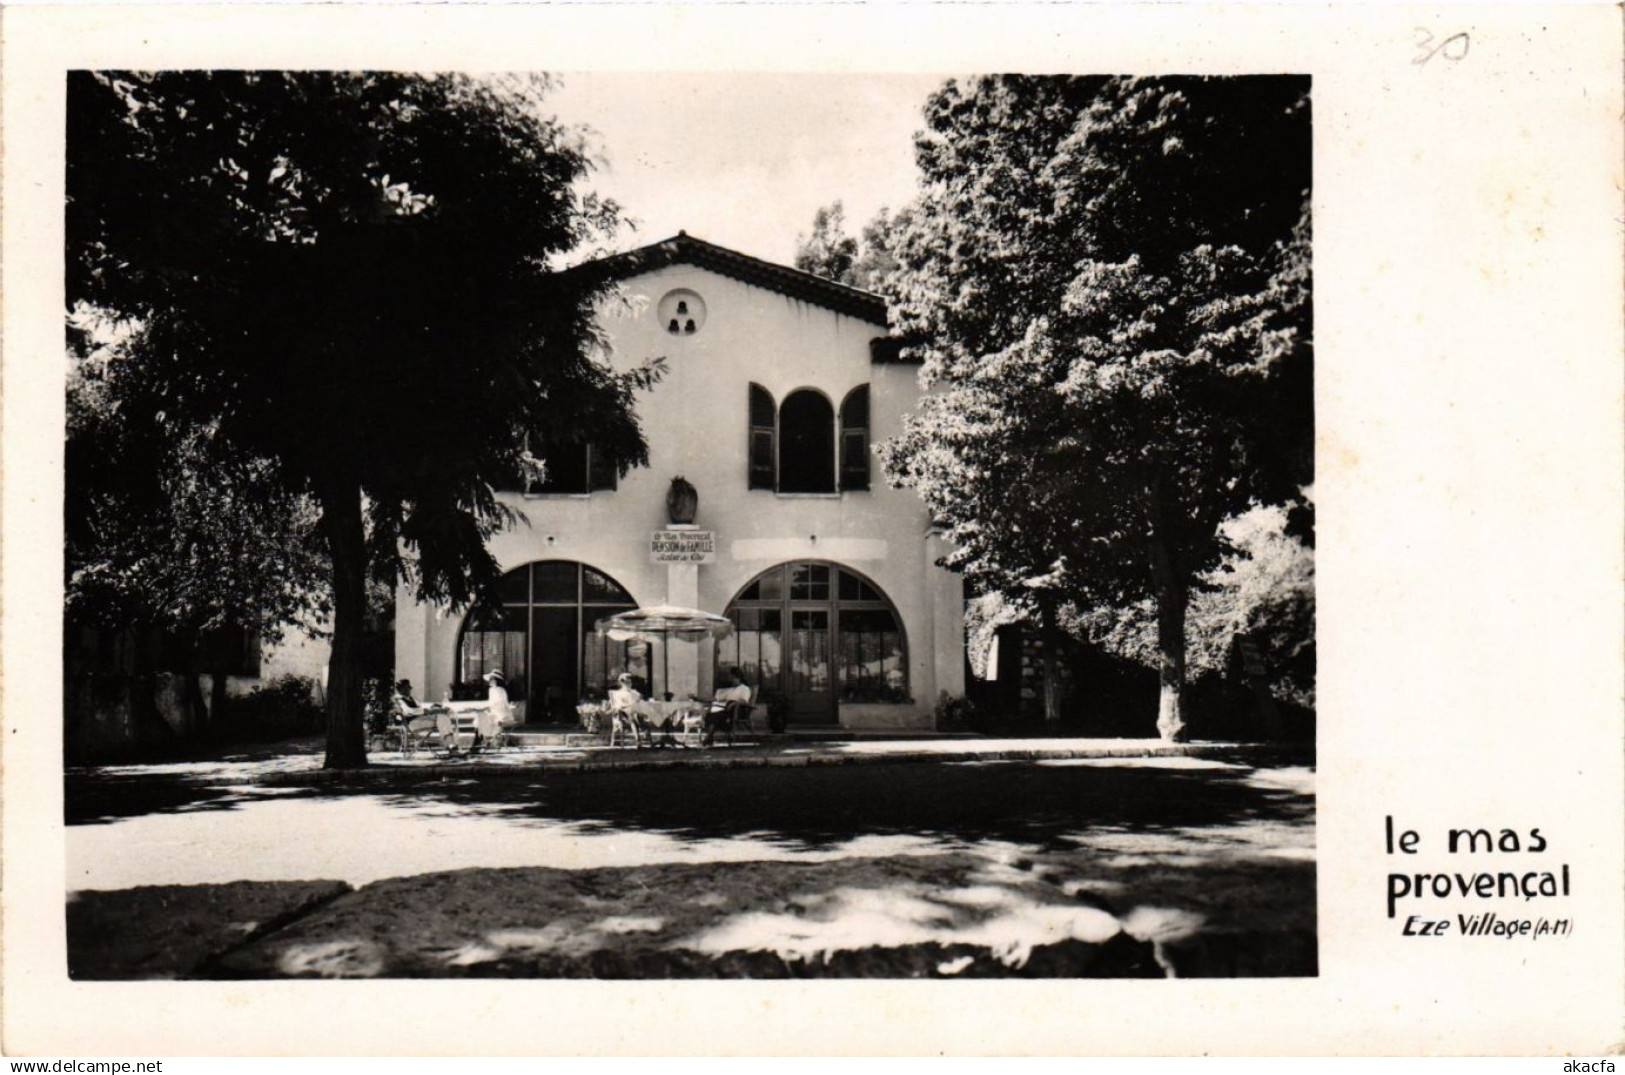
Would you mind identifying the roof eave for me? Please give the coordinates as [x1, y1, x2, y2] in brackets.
[576, 232, 891, 327]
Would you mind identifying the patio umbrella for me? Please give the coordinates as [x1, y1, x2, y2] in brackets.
[595, 605, 734, 698]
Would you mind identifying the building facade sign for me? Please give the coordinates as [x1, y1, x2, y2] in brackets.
[651, 529, 716, 564]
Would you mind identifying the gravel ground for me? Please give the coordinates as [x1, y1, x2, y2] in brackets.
[65, 753, 1315, 978]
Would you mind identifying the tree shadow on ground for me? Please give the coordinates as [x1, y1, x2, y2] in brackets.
[65, 770, 323, 824]
[249, 850, 1315, 978]
[66, 758, 1316, 979]
[71, 850, 1315, 980]
[68, 758, 1312, 857]
[363, 759, 1316, 855]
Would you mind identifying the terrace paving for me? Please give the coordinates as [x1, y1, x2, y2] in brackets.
[65, 739, 1316, 979]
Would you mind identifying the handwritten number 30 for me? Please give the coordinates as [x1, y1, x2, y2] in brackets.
[1414, 29, 1470, 66]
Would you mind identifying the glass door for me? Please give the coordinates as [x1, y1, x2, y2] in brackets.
[788, 608, 833, 721]
[530, 607, 577, 722]
[786, 564, 835, 722]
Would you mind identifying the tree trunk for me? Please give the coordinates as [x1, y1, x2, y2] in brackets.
[1039, 594, 1062, 725]
[318, 478, 369, 769]
[1143, 467, 1193, 743]
[127, 625, 178, 756]
[184, 671, 207, 739]
[177, 627, 208, 739]
[209, 660, 230, 743]
[1148, 535, 1189, 742]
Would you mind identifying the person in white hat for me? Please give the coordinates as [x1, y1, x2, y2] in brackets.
[608, 672, 642, 716]
[607, 672, 648, 746]
[481, 670, 512, 742]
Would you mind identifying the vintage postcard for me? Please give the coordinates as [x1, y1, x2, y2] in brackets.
[2, 2, 1621, 1057]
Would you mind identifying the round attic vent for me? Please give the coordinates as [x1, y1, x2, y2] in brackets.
[658, 289, 706, 336]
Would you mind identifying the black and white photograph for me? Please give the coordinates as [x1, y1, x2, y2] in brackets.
[4, 1, 1622, 1058]
[60, 70, 1316, 981]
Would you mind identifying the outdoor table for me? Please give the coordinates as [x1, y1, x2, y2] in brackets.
[446, 700, 502, 737]
[435, 700, 500, 750]
[629, 700, 706, 745]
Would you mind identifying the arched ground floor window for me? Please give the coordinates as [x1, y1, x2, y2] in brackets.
[719, 561, 908, 724]
[458, 560, 639, 722]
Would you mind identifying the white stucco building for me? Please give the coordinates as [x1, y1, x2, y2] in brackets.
[394, 233, 964, 730]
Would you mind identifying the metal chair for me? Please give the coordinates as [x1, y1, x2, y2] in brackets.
[400, 712, 440, 755]
[380, 699, 441, 756]
[672, 708, 707, 748]
[608, 710, 651, 749]
[482, 707, 518, 754]
[709, 701, 755, 747]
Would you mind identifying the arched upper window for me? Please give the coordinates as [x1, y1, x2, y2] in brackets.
[747, 383, 871, 494]
[839, 385, 870, 492]
[778, 389, 836, 494]
[457, 560, 638, 721]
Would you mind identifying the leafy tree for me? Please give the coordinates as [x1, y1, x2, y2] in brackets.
[795, 202, 912, 294]
[851, 206, 911, 294]
[794, 201, 860, 285]
[879, 76, 1312, 740]
[67, 71, 655, 767]
[1069, 499, 1316, 710]
[66, 323, 331, 741]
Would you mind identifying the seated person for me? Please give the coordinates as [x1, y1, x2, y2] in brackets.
[608, 673, 642, 715]
[607, 673, 647, 742]
[479, 669, 512, 741]
[392, 679, 440, 741]
[705, 668, 754, 744]
[394, 678, 425, 716]
[710, 668, 753, 710]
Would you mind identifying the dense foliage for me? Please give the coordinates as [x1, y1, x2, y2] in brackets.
[795, 201, 914, 294]
[67, 337, 330, 644]
[1069, 503, 1316, 710]
[67, 71, 656, 766]
[67, 316, 331, 740]
[793, 201, 860, 285]
[877, 76, 1312, 739]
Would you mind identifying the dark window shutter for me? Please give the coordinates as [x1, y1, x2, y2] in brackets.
[839, 385, 870, 491]
[587, 445, 617, 491]
[749, 384, 777, 490]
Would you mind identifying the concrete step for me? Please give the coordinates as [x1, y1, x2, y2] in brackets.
[509, 730, 601, 747]
[507, 723, 982, 745]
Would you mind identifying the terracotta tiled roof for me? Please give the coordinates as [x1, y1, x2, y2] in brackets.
[578, 231, 890, 327]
